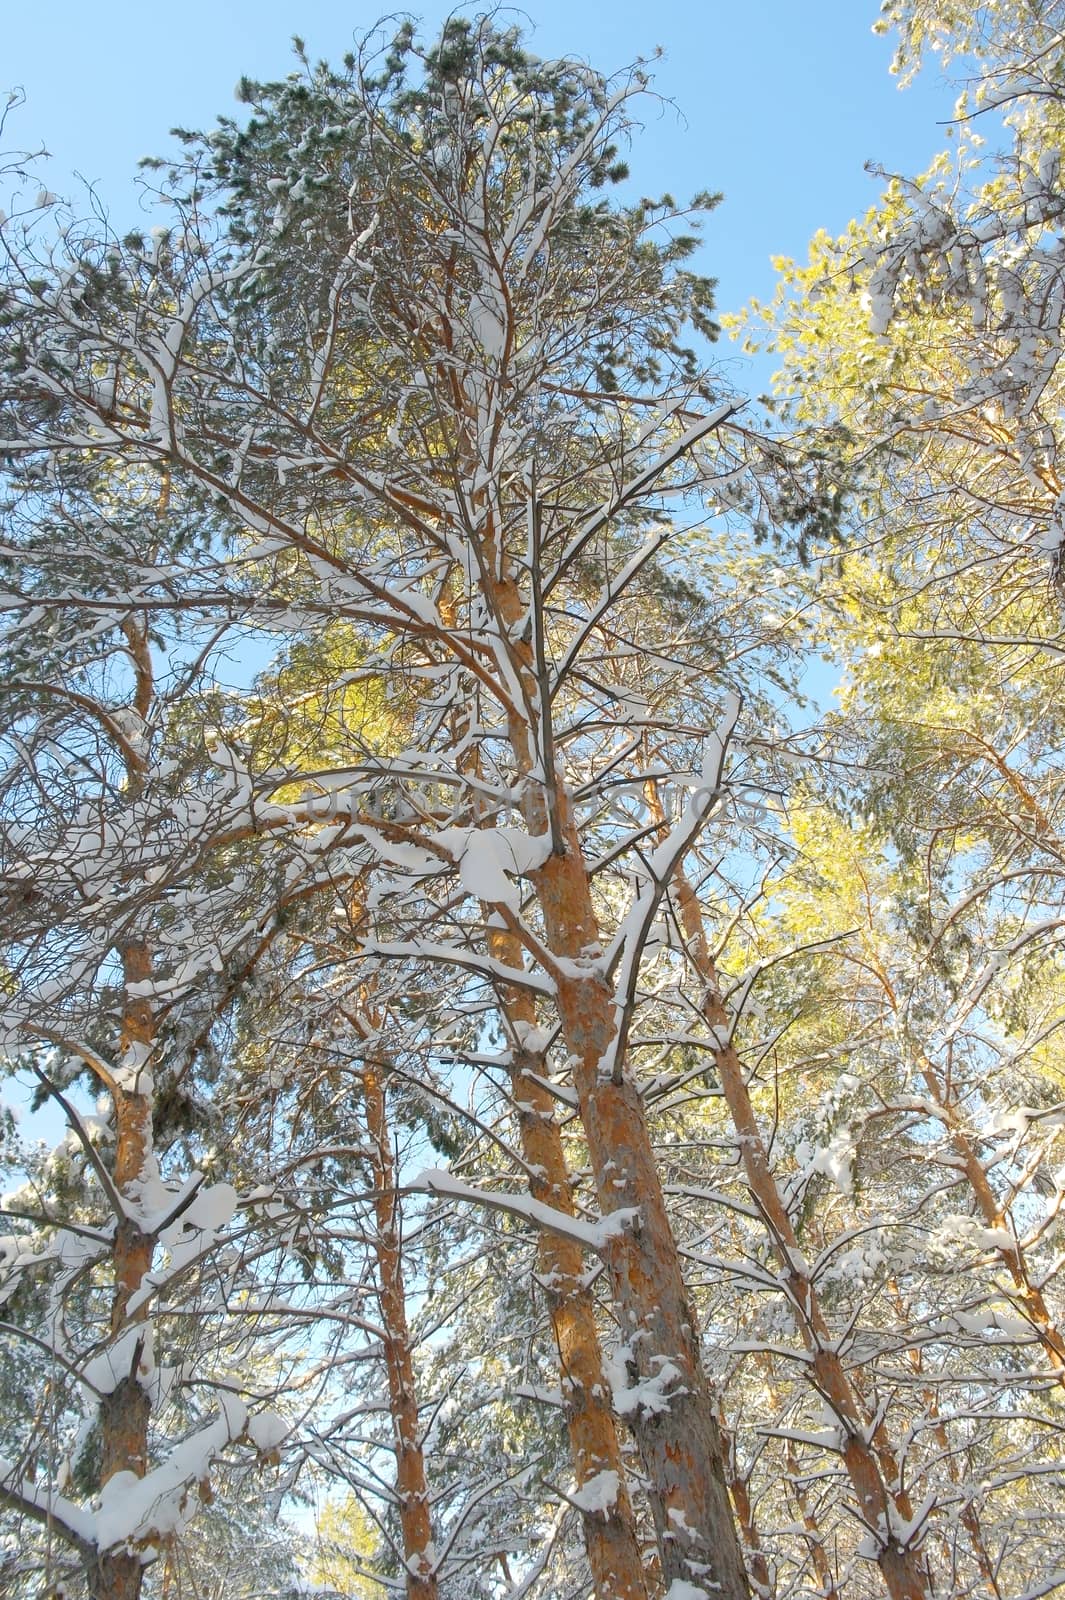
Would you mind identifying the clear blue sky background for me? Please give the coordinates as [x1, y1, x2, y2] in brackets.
[5, 1, 953, 347]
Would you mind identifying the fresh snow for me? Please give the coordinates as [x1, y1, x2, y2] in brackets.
[415, 1168, 638, 1253]
[95, 1394, 248, 1551]
[570, 1469, 619, 1515]
[247, 1410, 288, 1452]
[82, 1323, 154, 1397]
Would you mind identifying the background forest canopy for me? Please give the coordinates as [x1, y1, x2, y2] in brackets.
[0, 2, 1063, 1599]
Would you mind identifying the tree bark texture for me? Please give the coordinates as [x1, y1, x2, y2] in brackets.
[440, 571, 652, 1599]
[531, 797, 750, 1600]
[670, 868, 931, 1600]
[90, 941, 156, 1600]
[364, 1061, 440, 1600]
[469, 542, 749, 1596]
[488, 925, 652, 1600]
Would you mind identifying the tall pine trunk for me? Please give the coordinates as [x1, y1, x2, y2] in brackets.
[363, 1060, 439, 1600]
[531, 793, 750, 1600]
[669, 865, 931, 1600]
[90, 943, 155, 1600]
[489, 929, 651, 1600]
[440, 574, 651, 1599]
[469, 538, 749, 1595]
[90, 619, 158, 1600]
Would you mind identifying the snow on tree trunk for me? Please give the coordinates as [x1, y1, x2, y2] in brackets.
[532, 793, 750, 1600]
[90, 637, 157, 1600]
[440, 570, 649, 1600]
[363, 1060, 439, 1600]
[715, 1401, 771, 1599]
[889, 1284, 999, 1595]
[913, 1048, 1065, 1381]
[669, 866, 931, 1600]
[488, 931, 651, 1600]
[92, 994, 154, 1600]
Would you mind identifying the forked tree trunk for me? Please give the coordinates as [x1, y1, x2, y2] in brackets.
[530, 793, 750, 1600]
[439, 576, 651, 1598]
[488, 927, 651, 1600]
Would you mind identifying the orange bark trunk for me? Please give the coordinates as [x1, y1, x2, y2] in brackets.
[488, 927, 651, 1600]
[454, 544, 746, 1592]
[889, 1282, 999, 1595]
[784, 1436, 839, 1600]
[717, 1401, 771, 1596]
[850, 900, 1063, 1383]
[759, 1356, 838, 1599]
[916, 1052, 1065, 1379]
[364, 1062, 439, 1600]
[531, 798, 750, 1599]
[670, 870, 929, 1600]
[438, 572, 650, 1598]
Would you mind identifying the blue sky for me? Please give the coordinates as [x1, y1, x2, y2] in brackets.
[6, 0, 953, 336]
